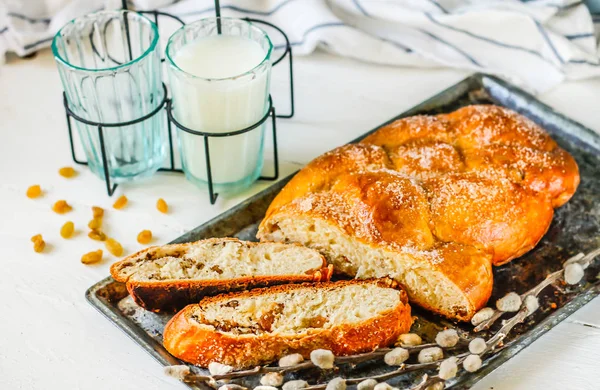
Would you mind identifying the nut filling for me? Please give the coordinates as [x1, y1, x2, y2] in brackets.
[112, 240, 326, 282]
[191, 284, 401, 336]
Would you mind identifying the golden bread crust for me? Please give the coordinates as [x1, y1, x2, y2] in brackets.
[258, 105, 579, 320]
[163, 279, 412, 368]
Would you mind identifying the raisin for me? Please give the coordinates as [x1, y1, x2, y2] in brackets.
[31, 234, 45, 253]
[58, 167, 77, 178]
[105, 238, 123, 257]
[60, 221, 74, 239]
[258, 312, 275, 332]
[88, 229, 107, 241]
[33, 239, 45, 253]
[308, 316, 327, 328]
[52, 200, 72, 214]
[137, 230, 152, 244]
[112, 195, 128, 210]
[88, 218, 102, 230]
[156, 198, 168, 213]
[92, 206, 104, 218]
[81, 249, 103, 264]
[26, 185, 42, 199]
[210, 265, 223, 274]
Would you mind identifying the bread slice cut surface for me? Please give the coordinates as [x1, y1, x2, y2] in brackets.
[110, 238, 332, 312]
[163, 279, 412, 368]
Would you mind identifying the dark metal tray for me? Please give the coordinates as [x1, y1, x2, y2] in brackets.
[86, 74, 600, 389]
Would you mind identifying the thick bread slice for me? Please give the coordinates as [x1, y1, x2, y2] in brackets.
[110, 238, 332, 312]
[163, 279, 412, 368]
[259, 213, 492, 322]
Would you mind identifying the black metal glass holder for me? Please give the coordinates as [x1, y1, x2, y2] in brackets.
[63, 4, 294, 204]
[64, 83, 182, 198]
[167, 96, 278, 205]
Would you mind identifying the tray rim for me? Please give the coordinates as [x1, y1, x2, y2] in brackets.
[85, 72, 600, 389]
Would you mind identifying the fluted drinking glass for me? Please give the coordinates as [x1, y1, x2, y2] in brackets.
[52, 10, 166, 183]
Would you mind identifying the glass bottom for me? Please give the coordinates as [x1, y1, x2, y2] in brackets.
[88, 153, 165, 184]
[76, 111, 168, 184]
[183, 158, 264, 195]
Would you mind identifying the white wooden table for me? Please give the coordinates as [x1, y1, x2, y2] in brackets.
[1, 49, 599, 390]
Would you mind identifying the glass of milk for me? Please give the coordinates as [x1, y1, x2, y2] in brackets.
[166, 17, 273, 194]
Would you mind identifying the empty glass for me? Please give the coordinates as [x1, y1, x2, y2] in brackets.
[52, 10, 166, 183]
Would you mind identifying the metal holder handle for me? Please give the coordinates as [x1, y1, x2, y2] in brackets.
[63, 2, 294, 204]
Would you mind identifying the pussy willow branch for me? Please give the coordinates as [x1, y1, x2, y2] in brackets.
[182, 343, 442, 382]
[483, 305, 530, 353]
[475, 248, 600, 332]
[176, 247, 600, 389]
[181, 348, 470, 389]
[412, 375, 445, 390]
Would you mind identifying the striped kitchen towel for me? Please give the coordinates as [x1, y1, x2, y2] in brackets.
[2, 0, 599, 92]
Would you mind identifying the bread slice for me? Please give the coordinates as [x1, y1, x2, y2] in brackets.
[163, 279, 412, 368]
[110, 238, 332, 312]
[258, 210, 492, 322]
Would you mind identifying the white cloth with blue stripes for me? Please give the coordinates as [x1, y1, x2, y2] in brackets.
[1, 0, 599, 92]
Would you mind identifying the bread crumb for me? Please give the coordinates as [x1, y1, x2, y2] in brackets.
[310, 349, 335, 369]
[208, 362, 233, 376]
[418, 347, 443, 363]
[384, 347, 409, 366]
[260, 372, 284, 387]
[435, 329, 459, 348]
[279, 353, 304, 367]
[496, 292, 522, 312]
[463, 354, 483, 372]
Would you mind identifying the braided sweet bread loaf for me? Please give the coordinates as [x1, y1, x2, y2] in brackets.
[258, 105, 579, 321]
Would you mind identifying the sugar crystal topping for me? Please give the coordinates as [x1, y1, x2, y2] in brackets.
[277, 105, 575, 260]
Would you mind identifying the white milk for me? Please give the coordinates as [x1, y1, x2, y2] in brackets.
[171, 35, 270, 190]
